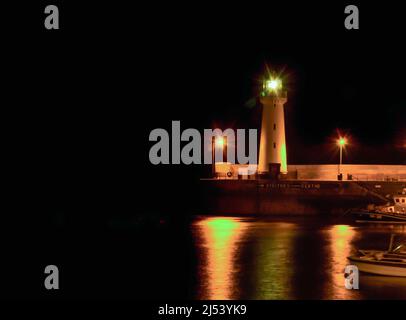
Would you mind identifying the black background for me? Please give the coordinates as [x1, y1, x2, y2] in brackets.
[2, 0, 406, 304]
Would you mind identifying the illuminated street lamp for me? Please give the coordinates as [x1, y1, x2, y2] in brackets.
[337, 137, 347, 178]
[212, 136, 227, 177]
[215, 136, 225, 148]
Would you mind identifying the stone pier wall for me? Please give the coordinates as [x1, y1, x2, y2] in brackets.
[287, 164, 406, 181]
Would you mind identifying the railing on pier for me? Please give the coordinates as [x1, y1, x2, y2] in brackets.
[351, 174, 406, 182]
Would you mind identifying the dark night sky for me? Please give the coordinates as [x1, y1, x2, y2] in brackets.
[4, 2, 406, 216]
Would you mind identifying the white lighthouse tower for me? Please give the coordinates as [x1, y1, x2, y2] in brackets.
[258, 77, 288, 175]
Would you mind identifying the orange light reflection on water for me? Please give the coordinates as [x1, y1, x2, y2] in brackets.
[253, 222, 295, 299]
[194, 217, 247, 300]
[327, 224, 357, 299]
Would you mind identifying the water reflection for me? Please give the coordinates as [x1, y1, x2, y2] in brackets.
[191, 217, 406, 300]
[251, 222, 296, 299]
[193, 217, 247, 299]
[325, 225, 357, 299]
[359, 274, 406, 299]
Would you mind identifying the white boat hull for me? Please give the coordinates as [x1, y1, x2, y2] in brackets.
[348, 257, 406, 277]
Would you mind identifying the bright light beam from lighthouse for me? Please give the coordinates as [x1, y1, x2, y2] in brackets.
[265, 78, 282, 92]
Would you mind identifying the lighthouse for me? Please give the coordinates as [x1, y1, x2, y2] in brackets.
[258, 77, 288, 175]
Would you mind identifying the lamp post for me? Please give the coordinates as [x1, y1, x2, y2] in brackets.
[212, 136, 227, 177]
[337, 137, 346, 179]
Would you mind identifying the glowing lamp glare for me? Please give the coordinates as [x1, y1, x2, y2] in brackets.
[266, 79, 281, 91]
[338, 138, 346, 146]
[215, 137, 225, 148]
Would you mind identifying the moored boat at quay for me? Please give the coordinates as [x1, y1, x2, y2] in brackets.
[351, 190, 406, 223]
[348, 235, 406, 277]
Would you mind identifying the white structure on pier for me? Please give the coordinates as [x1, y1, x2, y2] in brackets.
[258, 78, 288, 174]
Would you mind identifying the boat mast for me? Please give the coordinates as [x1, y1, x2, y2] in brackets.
[388, 234, 395, 252]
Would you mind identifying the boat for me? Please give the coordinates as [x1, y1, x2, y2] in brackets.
[351, 190, 406, 223]
[348, 235, 406, 277]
